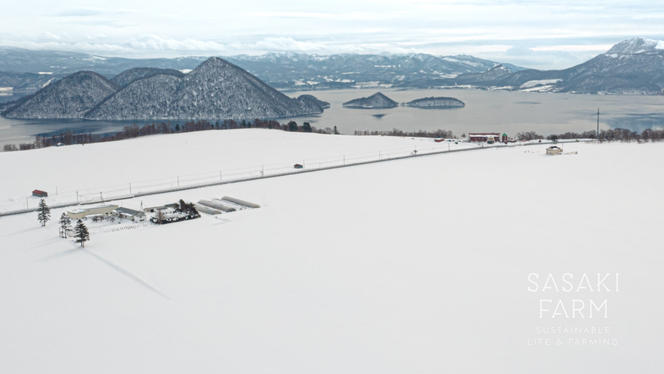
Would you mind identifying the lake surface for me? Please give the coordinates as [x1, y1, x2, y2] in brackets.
[0, 118, 144, 148]
[1, 88, 663, 147]
[284, 88, 664, 136]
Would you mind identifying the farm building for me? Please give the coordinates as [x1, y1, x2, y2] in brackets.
[198, 199, 236, 212]
[468, 133, 501, 142]
[32, 189, 48, 197]
[66, 205, 119, 220]
[116, 207, 146, 222]
[222, 196, 261, 209]
[546, 146, 563, 155]
[144, 203, 179, 213]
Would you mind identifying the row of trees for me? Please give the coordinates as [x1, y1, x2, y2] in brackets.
[354, 129, 454, 138]
[517, 128, 664, 142]
[37, 200, 89, 247]
[3, 119, 337, 152]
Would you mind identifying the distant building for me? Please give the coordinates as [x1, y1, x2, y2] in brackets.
[469, 132, 501, 142]
[32, 189, 48, 197]
[546, 146, 563, 155]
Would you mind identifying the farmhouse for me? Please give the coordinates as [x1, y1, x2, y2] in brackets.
[66, 205, 119, 220]
[468, 132, 501, 142]
[32, 189, 48, 197]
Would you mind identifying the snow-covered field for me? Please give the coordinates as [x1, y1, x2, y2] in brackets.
[0, 129, 476, 212]
[1, 131, 663, 373]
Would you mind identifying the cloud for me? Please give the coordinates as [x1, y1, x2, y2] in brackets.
[55, 8, 135, 18]
[2, 0, 664, 68]
[530, 44, 613, 52]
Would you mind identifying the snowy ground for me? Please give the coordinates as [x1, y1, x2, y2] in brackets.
[1, 132, 663, 373]
[0, 129, 476, 212]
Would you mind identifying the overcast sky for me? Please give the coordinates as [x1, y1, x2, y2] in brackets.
[1, 0, 663, 69]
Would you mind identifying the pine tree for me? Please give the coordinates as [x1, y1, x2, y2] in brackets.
[74, 219, 90, 248]
[59, 213, 72, 238]
[37, 199, 51, 227]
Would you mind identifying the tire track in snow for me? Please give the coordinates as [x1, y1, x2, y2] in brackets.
[83, 249, 171, 300]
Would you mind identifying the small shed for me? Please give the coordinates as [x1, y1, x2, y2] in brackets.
[546, 146, 563, 155]
[32, 189, 48, 197]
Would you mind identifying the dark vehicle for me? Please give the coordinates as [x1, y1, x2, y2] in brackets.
[293, 163, 304, 169]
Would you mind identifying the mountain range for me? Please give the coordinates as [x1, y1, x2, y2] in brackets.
[2, 58, 327, 120]
[0, 49, 521, 102]
[0, 37, 662, 109]
[450, 38, 664, 94]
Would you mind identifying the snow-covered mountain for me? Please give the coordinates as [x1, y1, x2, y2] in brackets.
[3, 71, 116, 119]
[453, 37, 664, 94]
[225, 53, 524, 89]
[110, 67, 184, 88]
[0, 48, 522, 100]
[4, 58, 327, 120]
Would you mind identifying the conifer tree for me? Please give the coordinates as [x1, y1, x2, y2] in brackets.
[37, 199, 51, 227]
[59, 213, 72, 238]
[74, 219, 90, 248]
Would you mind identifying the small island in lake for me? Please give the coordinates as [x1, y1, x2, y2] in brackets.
[297, 94, 330, 109]
[406, 97, 465, 109]
[343, 92, 398, 109]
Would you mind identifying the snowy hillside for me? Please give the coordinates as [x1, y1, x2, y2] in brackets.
[0, 134, 662, 373]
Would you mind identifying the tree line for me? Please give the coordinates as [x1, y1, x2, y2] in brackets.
[6, 124, 664, 152]
[2, 119, 338, 152]
[517, 128, 664, 142]
[354, 129, 454, 138]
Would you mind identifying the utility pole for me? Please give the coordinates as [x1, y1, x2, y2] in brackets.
[596, 107, 600, 139]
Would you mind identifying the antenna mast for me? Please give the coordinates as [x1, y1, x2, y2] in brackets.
[596, 108, 600, 139]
